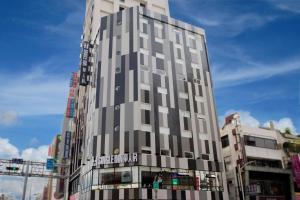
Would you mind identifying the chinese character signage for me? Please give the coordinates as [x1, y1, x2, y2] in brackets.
[66, 72, 78, 118]
[79, 41, 93, 86]
[64, 131, 72, 159]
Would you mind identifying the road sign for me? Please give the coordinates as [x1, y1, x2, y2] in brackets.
[46, 159, 55, 170]
[12, 158, 23, 164]
[6, 166, 20, 171]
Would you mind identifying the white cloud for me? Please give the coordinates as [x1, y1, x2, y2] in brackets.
[263, 118, 296, 133]
[213, 54, 300, 88]
[0, 137, 49, 198]
[45, 10, 84, 38]
[0, 137, 49, 162]
[0, 138, 19, 159]
[21, 145, 49, 162]
[0, 111, 18, 126]
[220, 110, 260, 128]
[267, 0, 300, 14]
[221, 110, 298, 134]
[0, 67, 69, 116]
[171, 0, 277, 37]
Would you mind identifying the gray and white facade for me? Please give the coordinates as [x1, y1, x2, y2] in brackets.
[69, 1, 228, 199]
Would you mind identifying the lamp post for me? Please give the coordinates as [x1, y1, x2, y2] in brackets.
[238, 161, 256, 200]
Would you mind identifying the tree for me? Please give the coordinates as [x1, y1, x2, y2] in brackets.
[284, 128, 292, 135]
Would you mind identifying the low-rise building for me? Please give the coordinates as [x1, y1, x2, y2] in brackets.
[220, 113, 295, 200]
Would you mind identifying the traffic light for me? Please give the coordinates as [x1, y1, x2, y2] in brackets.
[6, 166, 19, 171]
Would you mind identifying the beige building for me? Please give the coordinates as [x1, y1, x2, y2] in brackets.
[220, 113, 295, 200]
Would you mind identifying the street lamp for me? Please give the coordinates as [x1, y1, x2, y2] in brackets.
[238, 161, 256, 200]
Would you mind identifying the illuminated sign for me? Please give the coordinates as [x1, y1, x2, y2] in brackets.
[95, 153, 138, 166]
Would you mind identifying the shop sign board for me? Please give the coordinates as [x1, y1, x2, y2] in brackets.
[63, 131, 72, 159]
[79, 41, 93, 86]
[95, 153, 138, 166]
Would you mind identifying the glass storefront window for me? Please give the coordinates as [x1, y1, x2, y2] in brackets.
[115, 167, 132, 184]
[99, 168, 114, 185]
[91, 167, 223, 191]
[196, 171, 223, 191]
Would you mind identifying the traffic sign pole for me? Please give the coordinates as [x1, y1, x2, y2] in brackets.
[22, 161, 30, 200]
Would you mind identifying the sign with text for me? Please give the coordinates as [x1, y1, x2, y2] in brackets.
[46, 159, 55, 170]
[95, 153, 138, 166]
[63, 131, 72, 159]
[79, 41, 93, 86]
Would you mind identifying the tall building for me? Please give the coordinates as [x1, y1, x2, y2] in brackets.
[220, 113, 295, 200]
[67, 0, 228, 199]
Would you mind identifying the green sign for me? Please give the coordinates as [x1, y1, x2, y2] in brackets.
[172, 178, 178, 185]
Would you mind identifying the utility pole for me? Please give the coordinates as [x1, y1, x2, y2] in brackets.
[22, 161, 30, 200]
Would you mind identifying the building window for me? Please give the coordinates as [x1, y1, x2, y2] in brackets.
[184, 152, 194, 159]
[142, 23, 147, 34]
[177, 48, 182, 59]
[140, 3, 146, 8]
[156, 58, 164, 70]
[154, 26, 163, 38]
[161, 149, 170, 156]
[221, 135, 229, 148]
[183, 117, 189, 131]
[141, 110, 150, 124]
[141, 89, 150, 103]
[119, 6, 125, 11]
[175, 32, 181, 44]
[189, 38, 196, 49]
[244, 136, 277, 149]
[142, 146, 151, 154]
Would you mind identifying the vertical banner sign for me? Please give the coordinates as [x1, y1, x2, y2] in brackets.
[292, 154, 300, 188]
[79, 41, 93, 86]
[64, 131, 72, 159]
[66, 72, 78, 118]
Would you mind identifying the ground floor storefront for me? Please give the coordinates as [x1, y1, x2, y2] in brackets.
[79, 166, 225, 199]
[245, 168, 293, 200]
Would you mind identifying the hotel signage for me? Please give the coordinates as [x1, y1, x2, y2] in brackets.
[79, 41, 93, 86]
[95, 153, 138, 166]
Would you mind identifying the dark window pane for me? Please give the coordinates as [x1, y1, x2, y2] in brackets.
[221, 135, 229, 148]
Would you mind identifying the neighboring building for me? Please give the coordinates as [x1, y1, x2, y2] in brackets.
[281, 132, 300, 199]
[220, 113, 295, 200]
[45, 134, 62, 200]
[66, 0, 228, 199]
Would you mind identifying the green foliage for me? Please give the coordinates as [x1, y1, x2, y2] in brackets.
[284, 128, 292, 135]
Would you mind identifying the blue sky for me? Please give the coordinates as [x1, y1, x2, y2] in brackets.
[0, 0, 300, 154]
[0, 0, 300, 198]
